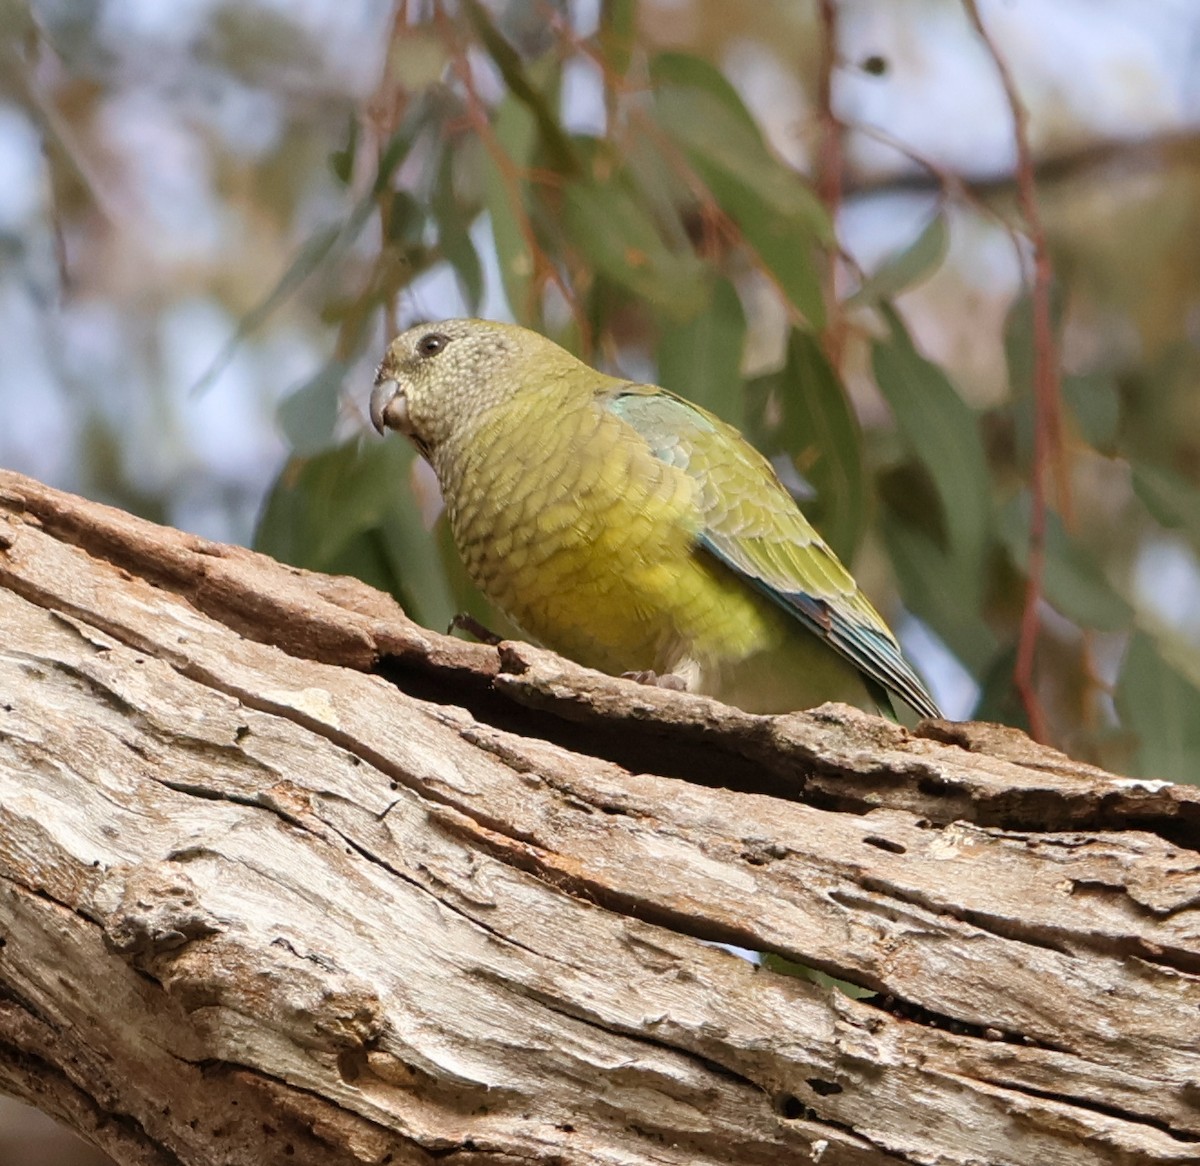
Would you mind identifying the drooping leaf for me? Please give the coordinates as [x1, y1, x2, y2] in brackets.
[484, 95, 538, 322]
[599, 0, 637, 77]
[564, 172, 706, 319]
[462, 0, 579, 175]
[1003, 287, 1066, 378]
[255, 438, 457, 630]
[872, 307, 991, 602]
[277, 358, 349, 456]
[433, 149, 484, 313]
[1132, 461, 1200, 549]
[190, 216, 353, 397]
[656, 277, 745, 426]
[970, 643, 1029, 730]
[721, 183, 826, 328]
[1116, 632, 1200, 785]
[329, 113, 358, 185]
[650, 52, 829, 327]
[998, 495, 1133, 633]
[650, 53, 762, 137]
[650, 54, 822, 229]
[1062, 371, 1120, 453]
[882, 519, 998, 675]
[849, 211, 949, 307]
[747, 330, 867, 562]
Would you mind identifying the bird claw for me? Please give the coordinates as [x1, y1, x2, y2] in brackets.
[621, 669, 688, 692]
[448, 613, 503, 646]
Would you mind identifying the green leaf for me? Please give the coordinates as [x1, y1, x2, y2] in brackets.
[650, 51, 829, 327]
[329, 114, 358, 185]
[998, 495, 1133, 633]
[656, 277, 745, 427]
[1117, 632, 1200, 784]
[872, 308, 991, 601]
[1003, 290, 1064, 399]
[1132, 462, 1200, 548]
[747, 330, 867, 562]
[564, 173, 707, 318]
[970, 644, 1029, 730]
[849, 212, 949, 307]
[255, 438, 458, 630]
[882, 519, 998, 675]
[484, 96, 538, 321]
[277, 359, 349, 455]
[599, 0, 637, 77]
[433, 150, 484, 313]
[1062, 372, 1119, 453]
[462, 0, 578, 176]
[650, 53, 766, 151]
[374, 124, 419, 193]
[384, 189, 424, 244]
[715, 177, 826, 327]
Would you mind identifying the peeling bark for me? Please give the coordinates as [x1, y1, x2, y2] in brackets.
[0, 468, 1197, 1166]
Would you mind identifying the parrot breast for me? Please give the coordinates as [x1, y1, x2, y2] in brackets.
[428, 382, 877, 713]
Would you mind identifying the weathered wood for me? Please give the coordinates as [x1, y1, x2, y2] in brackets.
[0, 468, 1197, 1166]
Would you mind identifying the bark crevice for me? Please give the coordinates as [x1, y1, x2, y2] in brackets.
[3, 470, 1200, 1166]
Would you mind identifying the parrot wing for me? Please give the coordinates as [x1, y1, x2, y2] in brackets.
[606, 385, 941, 719]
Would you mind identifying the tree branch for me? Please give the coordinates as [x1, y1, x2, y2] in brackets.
[0, 469, 1197, 1166]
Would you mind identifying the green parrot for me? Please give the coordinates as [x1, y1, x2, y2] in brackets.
[370, 318, 940, 720]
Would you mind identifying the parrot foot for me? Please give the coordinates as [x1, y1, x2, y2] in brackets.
[622, 669, 689, 692]
[448, 613, 503, 646]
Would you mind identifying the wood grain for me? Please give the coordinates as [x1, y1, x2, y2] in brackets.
[1, 469, 1197, 1165]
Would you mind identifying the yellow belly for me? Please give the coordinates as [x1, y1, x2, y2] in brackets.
[436, 393, 874, 714]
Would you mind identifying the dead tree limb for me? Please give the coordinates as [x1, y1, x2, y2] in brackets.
[0, 468, 1197, 1166]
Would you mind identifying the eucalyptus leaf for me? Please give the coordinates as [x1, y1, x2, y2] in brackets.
[564, 176, 706, 318]
[1062, 372, 1119, 453]
[650, 51, 829, 326]
[971, 643, 1028, 730]
[849, 212, 949, 307]
[433, 150, 484, 312]
[189, 173, 382, 398]
[1116, 632, 1200, 785]
[329, 114, 358, 185]
[882, 519, 998, 674]
[1132, 462, 1200, 548]
[277, 359, 349, 456]
[484, 96, 538, 321]
[599, 0, 637, 77]
[255, 438, 461, 631]
[872, 308, 991, 601]
[747, 330, 867, 562]
[462, 0, 578, 175]
[998, 495, 1132, 633]
[656, 277, 745, 427]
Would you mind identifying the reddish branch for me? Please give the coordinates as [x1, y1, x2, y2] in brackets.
[963, 0, 1066, 744]
[815, 0, 846, 368]
[431, 0, 585, 336]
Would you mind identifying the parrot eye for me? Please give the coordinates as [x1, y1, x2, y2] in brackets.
[416, 332, 450, 358]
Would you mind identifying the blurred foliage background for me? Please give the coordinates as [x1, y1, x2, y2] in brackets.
[7, 0, 1200, 782]
[3, 0, 1200, 1158]
[4, 0, 1200, 775]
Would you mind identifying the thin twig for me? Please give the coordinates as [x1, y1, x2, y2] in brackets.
[815, 0, 845, 369]
[963, 0, 1065, 744]
[433, 0, 585, 337]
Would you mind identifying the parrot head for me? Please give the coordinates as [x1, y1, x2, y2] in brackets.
[370, 318, 583, 457]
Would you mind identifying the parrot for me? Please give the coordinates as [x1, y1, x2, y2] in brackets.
[369, 318, 940, 720]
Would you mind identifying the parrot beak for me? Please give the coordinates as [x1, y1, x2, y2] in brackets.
[369, 378, 408, 436]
